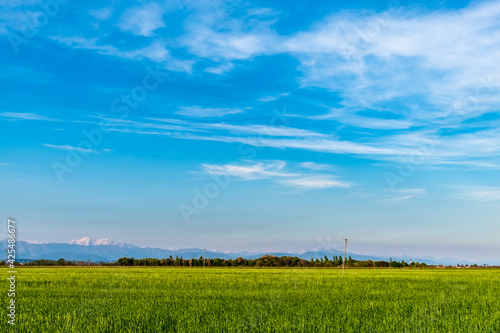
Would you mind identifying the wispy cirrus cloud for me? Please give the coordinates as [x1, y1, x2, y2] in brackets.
[384, 188, 426, 202]
[454, 186, 500, 202]
[90, 7, 113, 21]
[301, 108, 415, 130]
[179, 0, 500, 127]
[0, 112, 56, 121]
[51, 37, 193, 72]
[42, 144, 110, 154]
[180, 1, 280, 61]
[117, 3, 167, 37]
[148, 117, 326, 137]
[202, 160, 293, 180]
[176, 106, 245, 118]
[279, 176, 350, 189]
[204, 62, 234, 75]
[284, 1, 500, 122]
[74, 114, 500, 168]
[201, 160, 351, 190]
[20, 0, 500, 171]
[299, 162, 332, 171]
[258, 93, 289, 103]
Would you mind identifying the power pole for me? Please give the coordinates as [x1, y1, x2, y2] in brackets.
[342, 238, 348, 276]
[203, 248, 206, 269]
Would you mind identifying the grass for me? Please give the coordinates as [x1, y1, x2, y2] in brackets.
[1, 267, 500, 332]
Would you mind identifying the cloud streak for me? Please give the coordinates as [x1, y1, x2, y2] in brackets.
[176, 106, 245, 118]
[455, 186, 500, 202]
[202, 160, 351, 189]
[42, 144, 109, 155]
[0, 112, 56, 121]
[117, 3, 166, 37]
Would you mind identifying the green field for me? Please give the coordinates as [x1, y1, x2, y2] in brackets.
[2, 268, 500, 332]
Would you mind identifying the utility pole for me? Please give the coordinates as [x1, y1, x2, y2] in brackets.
[342, 238, 348, 276]
[203, 248, 206, 269]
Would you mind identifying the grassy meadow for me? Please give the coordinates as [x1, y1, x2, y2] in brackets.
[2, 267, 500, 332]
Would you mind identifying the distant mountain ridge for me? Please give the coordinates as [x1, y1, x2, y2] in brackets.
[0, 237, 483, 265]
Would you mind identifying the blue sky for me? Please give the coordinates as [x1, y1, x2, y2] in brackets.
[1, 0, 500, 262]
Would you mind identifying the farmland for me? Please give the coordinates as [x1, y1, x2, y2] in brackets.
[2, 268, 500, 332]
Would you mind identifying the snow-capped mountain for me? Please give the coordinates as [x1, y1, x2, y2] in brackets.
[70, 237, 92, 246]
[71, 237, 118, 246]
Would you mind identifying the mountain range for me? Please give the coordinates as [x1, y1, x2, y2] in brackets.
[0, 237, 480, 265]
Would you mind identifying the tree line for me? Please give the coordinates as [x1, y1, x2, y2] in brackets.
[18, 255, 416, 267]
[112, 255, 427, 268]
[29, 255, 425, 268]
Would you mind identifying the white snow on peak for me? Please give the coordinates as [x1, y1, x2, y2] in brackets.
[26, 240, 47, 244]
[70, 237, 118, 246]
[93, 238, 117, 246]
[71, 237, 91, 246]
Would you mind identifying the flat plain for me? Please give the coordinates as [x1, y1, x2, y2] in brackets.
[2, 267, 499, 332]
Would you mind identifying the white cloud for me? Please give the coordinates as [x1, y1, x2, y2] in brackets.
[176, 106, 244, 118]
[201, 160, 351, 190]
[95, 115, 405, 156]
[117, 3, 166, 37]
[283, 1, 500, 123]
[396, 188, 426, 195]
[0, 112, 55, 121]
[149, 117, 326, 137]
[299, 162, 332, 170]
[384, 188, 426, 202]
[90, 116, 207, 133]
[258, 93, 289, 102]
[279, 176, 351, 189]
[233, 136, 405, 156]
[202, 160, 292, 180]
[455, 186, 500, 202]
[90, 7, 113, 21]
[51, 37, 194, 72]
[204, 62, 234, 75]
[75, 114, 500, 169]
[304, 108, 414, 130]
[43, 144, 100, 154]
[469, 188, 500, 202]
[384, 195, 417, 203]
[184, 28, 278, 61]
[180, 1, 500, 127]
[0, 3, 43, 35]
[180, 2, 281, 61]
